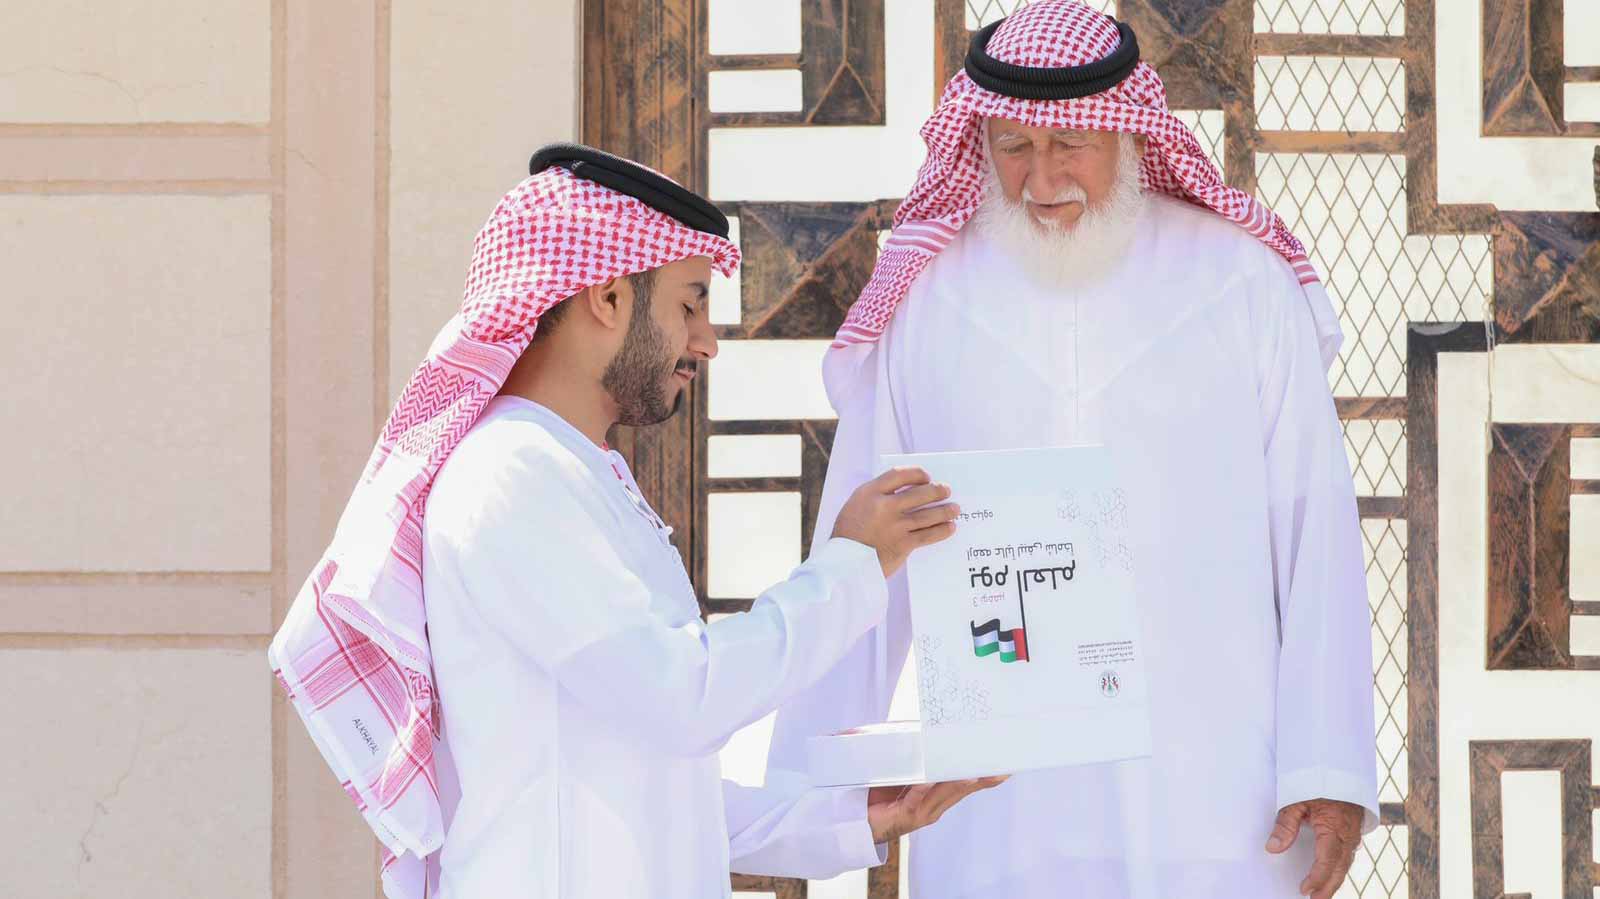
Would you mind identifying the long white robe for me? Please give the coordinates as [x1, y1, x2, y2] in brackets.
[768, 195, 1379, 898]
[423, 396, 887, 897]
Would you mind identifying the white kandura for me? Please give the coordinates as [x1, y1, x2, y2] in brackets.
[423, 396, 889, 898]
[767, 194, 1380, 899]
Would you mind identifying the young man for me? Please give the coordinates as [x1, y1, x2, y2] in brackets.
[270, 145, 996, 898]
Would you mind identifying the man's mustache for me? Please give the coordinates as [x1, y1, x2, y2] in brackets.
[1022, 185, 1087, 205]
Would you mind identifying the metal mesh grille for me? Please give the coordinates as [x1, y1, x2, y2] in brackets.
[1255, 0, 1404, 35]
[1332, 518, 1408, 898]
[1255, 153, 1492, 396]
[1337, 824, 1409, 897]
[1171, 109, 1227, 177]
[966, 0, 1115, 30]
[1343, 419, 1406, 496]
[1257, 56, 1405, 132]
[1362, 519, 1408, 805]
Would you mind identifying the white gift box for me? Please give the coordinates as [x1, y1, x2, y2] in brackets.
[807, 446, 1153, 787]
[807, 721, 926, 788]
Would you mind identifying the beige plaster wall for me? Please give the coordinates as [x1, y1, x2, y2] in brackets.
[0, 2, 579, 896]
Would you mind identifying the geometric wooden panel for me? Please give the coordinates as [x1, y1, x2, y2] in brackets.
[721, 202, 891, 340]
[1468, 740, 1597, 899]
[1493, 212, 1600, 342]
[1487, 423, 1600, 669]
[703, 0, 886, 128]
[1482, 0, 1600, 138]
[1411, 330, 1600, 899]
[1408, 323, 1486, 899]
[1483, 0, 1568, 135]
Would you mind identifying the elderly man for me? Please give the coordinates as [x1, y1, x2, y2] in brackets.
[270, 145, 998, 898]
[766, 4, 1379, 898]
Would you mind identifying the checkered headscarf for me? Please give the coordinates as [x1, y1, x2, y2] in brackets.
[830, 0, 1341, 389]
[268, 165, 738, 899]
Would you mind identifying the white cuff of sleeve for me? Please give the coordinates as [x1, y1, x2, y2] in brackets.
[1278, 766, 1381, 834]
[812, 537, 883, 582]
[806, 537, 889, 626]
[836, 787, 891, 870]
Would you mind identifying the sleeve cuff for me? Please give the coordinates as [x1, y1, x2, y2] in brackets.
[836, 787, 891, 869]
[804, 537, 890, 636]
[812, 536, 882, 580]
[1278, 766, 1381, 835]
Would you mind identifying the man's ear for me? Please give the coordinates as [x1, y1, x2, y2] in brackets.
[584, 277, 630, 331]
[1134, 134, 1148, 157]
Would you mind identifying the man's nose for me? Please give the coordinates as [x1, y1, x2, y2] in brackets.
[689, 315, 718, 360]
[1024, 170, 1058, 201]
[1026, 167, 1076, 203]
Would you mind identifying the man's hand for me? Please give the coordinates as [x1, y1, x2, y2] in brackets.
[832, 467, 960, 578]
[866, 778, 1007, 844]
[1265, 798, 1364, 898]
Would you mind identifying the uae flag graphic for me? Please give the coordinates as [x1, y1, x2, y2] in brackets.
[971, 618, 1029, 663]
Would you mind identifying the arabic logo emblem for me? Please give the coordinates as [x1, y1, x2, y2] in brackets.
[1099, 670, 1121, 699]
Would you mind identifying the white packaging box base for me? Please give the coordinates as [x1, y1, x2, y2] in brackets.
[807, 721, 925, 787]
[807, 710, 1152, 787]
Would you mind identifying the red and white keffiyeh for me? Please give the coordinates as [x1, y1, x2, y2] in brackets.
[830, 0, 1341, 392]
[268, 165, 738, 898]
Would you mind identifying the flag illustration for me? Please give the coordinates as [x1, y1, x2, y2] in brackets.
[971, 618, 1029, 663]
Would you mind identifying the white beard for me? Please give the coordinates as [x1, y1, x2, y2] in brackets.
[972, 132, 1147, 291]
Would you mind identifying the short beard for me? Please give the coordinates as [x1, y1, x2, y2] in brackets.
[972, 131, 1147, 290]
[601, 272, 684, 427]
